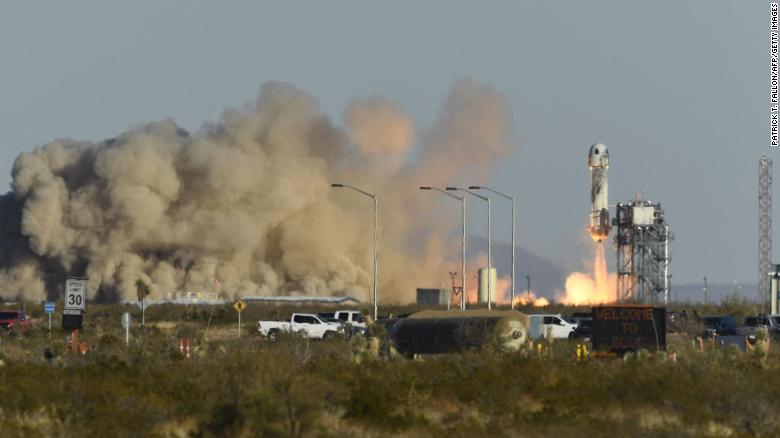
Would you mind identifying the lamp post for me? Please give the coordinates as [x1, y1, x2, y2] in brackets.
[420, 187, 466, 310]
[470, 186, 515, 309]
[331, 183, 378, 321]
[447, 187, 492, 310]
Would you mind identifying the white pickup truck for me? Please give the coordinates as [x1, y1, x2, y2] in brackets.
[257, 313, 344, 340]
[321, 310, 367, 328]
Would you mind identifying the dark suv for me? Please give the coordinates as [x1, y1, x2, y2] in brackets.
[701, 316, 737, 337]
[568, 318, 593, 341]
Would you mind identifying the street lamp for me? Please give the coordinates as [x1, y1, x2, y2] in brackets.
[447, 187, 492, 310]
[470, 186, 515, 309]
[331, 183, 378, 321]
[420, 186, 466, 310]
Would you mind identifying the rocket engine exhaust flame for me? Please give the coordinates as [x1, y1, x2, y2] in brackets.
[561, 243, 616, 305]
[587, 228, 610, 243]
[0, 80, 515, 302]
[514, 291, 550, 307]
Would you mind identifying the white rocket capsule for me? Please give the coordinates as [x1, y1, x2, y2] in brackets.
[588, 143, 611, 241]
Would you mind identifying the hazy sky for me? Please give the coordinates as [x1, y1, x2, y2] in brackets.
[0, 1, 768, 286]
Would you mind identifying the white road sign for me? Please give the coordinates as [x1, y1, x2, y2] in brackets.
[65, 278, 87, 311]
[121, 312, 131, 329]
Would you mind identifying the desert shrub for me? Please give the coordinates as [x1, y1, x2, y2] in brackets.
[344, 360, 428, 431]
[4, 303, 780, 435]
[718, 292, 760, 322]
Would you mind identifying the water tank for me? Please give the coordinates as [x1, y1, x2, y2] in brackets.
[478, 268, 497, 304]
[390, 309, 528, 355]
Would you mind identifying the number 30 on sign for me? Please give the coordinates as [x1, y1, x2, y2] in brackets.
[65, 278, 87, 311]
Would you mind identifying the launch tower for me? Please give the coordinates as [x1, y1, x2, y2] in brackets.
[614, 199, 673, 303]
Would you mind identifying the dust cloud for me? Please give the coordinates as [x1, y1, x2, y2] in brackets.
[0, 79, 515, 303]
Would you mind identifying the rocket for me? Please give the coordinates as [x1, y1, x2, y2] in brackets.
[588, 143, 611, 242]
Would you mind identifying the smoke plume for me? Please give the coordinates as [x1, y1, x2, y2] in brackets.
[0, 79, 515, 303]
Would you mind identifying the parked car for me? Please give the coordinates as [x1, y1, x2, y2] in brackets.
[0, 310, 32, 331]
[568, 312, 592, 326]
[318, 310, 367, 328]
[701, 316, 737, 337]
[529, 314, 577, 339]
[257, 313, 344, 340]
[568, 318, 593, 341]
[769, 315, 780, 335]
[318, 310, 368, 337]
[334, 310, 367, 328]
[736, 315, 780, 338]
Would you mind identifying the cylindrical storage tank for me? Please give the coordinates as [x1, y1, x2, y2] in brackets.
[771, 264, 780, 314]
[478, 268, 497, 305]
[390, 310, 528, 355]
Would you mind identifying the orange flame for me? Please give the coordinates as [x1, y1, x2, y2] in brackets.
[515, 291, 550, 307]
[561, 243, 615, 305]
[587, 226, 609, 242]
[464, 252, 554, 306]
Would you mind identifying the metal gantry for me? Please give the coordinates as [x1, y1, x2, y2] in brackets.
[615, 204, 634, 302]
[759, 156, 773, 310]
[614, 199, 673, 304]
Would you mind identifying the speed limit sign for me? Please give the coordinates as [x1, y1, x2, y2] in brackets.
[65, 278, 87, 311]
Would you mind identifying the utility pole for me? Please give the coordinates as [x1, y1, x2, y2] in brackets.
[487, 196, 492, 308]
[420, 187, 466, 310]
[332, 183, 379, 321]
[469, 186, 515, 309]
[448, 187, 491, 309]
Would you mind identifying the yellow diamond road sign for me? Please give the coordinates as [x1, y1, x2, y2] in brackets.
[234, 300, 247, 313]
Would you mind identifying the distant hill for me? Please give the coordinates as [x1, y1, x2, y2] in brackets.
[671, 282, 760, 304]
[469, 235, 761, 304]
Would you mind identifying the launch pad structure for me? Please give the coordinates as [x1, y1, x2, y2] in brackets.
[614, 199, 673, 304]
[586, 142, 674, 304]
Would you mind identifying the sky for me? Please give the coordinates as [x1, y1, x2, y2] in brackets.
[0, 1, 769, 288]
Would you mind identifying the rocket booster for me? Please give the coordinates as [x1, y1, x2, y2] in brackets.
[588, 143, 611, 242]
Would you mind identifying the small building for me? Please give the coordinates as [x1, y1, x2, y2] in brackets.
[416, 288, 449, 306]
[241, 295, 361, 305]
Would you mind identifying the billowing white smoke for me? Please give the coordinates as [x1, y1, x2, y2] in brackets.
[0, 79, 514, 303]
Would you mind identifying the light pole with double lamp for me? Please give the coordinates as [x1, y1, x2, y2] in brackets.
[331, 183, 378, 321]
[446, 187, 492, 310]
[469, 186, 515, 309]
[420, 186, 466, 310]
